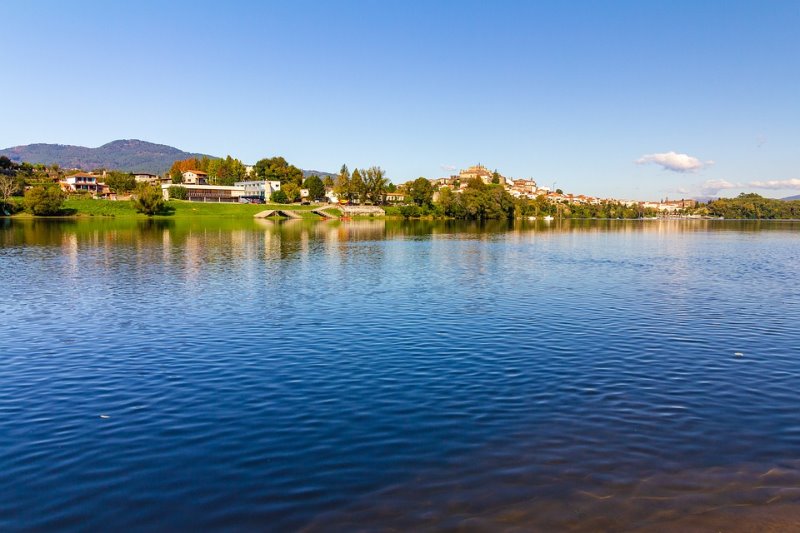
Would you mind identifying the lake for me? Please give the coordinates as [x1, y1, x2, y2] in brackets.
[1, 217, 799, 530]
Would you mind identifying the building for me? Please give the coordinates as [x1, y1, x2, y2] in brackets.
[62, 173, 104, 194]
[384, 191, 406, 203]
[133, 173, 169, 185]
[431, 176, 458, 188]
[181, 170, 208, 185]
[510, 179, 539, 197]
[460, 165, 494, 184]
[162, 183, 245, 202]
[234, 180, 281, 202]
[325, 187, 339, 204]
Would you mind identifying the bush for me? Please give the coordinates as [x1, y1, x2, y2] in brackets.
[168, 185, 188, 200]
[398, 205, 421, 218]
[132, 184, 168, 215]
[270, 189, 288, 204]
[25, 186, 66, 216]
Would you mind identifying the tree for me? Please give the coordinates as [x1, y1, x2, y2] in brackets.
[270, 189, 288, 204]
[103, 171, 136, 194]
[398, 205, 421, 218]
[0, 174, 20, 205]
[334, 164, 352, 203]
[25, 186, 65, 216]
[323, 176, 334, 188]
[132, 184, 167, 216]
[351, 168, 366, 204]
[491, 170, 501, 185]
[282, 183, 301, 203]
[363, 166, 388, 204]
[169, 157, 204, 182]
[303, 175, 326, 202]
[437, 186, 465, 218]
[253, 156, 303, 186]
[168, 185, 188, 200]
[408, 177, 434, 206]
[207, 155, 248, 185]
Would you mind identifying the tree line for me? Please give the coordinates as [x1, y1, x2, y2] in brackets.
[395, 177, 659, 220]
[332, 165, 395, 205]
[695, 193, 800, 219]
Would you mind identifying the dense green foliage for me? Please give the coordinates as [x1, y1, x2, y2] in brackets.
[132, 184, 169, 216]
[333, 164, 389, 205]
[103, 171, 137, 194]
[253, 157, 304, 186]
[282, 183, 301, 202]
[398, 205, 421, 218]
[704, 193, 800, 219]
[303, 175, 326, 201]
[168, 186, 188, 200]
[25, 186, 66, 215]
[407, 177, 434, 206]
[270, 190, 289, 204]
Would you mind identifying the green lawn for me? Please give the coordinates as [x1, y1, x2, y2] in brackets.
[62, 198, 327, 218]
[64, 198, 138, 216]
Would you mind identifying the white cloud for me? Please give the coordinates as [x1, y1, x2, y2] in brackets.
[747, 178, 800, 190]
[661, 186, 690, 195]
[701, 179, 740, 195]
[636, 151, 711, 173]
[440, 164, 456, 172]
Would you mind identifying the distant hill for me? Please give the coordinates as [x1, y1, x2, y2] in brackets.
[302, 169, 337, 179]
[0, 139, 213, 175]
[783, 194, 800, 201]
[0, 139, 336, 177]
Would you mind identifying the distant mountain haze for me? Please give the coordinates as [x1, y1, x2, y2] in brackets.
[0, 139, 335, 178]
[783, 194, 800, 201]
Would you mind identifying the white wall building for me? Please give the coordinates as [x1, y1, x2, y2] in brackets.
[162, 183, 245, 202]
[233, 180, 281, 201]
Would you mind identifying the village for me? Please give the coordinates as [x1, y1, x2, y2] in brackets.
[55, 163, 696, 214]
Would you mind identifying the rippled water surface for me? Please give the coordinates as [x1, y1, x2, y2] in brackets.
[1, 218, 799, 531]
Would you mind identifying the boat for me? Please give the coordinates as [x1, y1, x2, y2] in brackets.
[543, 215, 554, 221]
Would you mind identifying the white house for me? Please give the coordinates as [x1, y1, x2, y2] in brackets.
[62, 173, 104, 194]
[233, 180, 281, 201]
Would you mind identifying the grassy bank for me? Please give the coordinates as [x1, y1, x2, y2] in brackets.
[58, 198, 325, 218]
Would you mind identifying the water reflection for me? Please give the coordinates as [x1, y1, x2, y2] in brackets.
[1, 217, 800, 530]
[3, 217, 798, 248]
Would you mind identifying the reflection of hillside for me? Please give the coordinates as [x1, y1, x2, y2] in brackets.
[2, 218, 799, 254]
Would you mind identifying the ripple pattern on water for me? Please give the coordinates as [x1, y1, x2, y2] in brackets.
[0, 219, 799, 530]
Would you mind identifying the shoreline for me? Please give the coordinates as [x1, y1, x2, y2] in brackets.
[3, 199, 800, 222]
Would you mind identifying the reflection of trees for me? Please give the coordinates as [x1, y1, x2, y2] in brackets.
[3, 218, 800, 259]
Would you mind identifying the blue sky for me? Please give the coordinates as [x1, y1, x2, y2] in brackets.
[2, 0, 798, 199]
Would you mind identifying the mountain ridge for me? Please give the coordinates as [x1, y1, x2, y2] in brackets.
[0, 139, 213, 175]
[0, 139, 336, 178]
